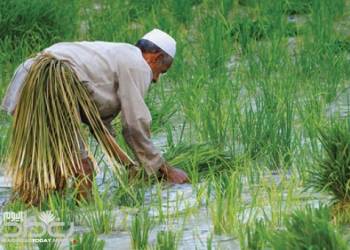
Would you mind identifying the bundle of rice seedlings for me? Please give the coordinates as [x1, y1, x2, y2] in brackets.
[6, 54, 134, 204]
[307, 123, 350, 205]
[164, 143, 232, 175]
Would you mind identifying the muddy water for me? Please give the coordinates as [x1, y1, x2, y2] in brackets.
[0, 175, 239, 249]
[0, 134, 326, 250]
[99, 182, 239, 250]
[95, 171, 324, 250]
[0, 176, 10, 209]
[0, 166, 326, 250]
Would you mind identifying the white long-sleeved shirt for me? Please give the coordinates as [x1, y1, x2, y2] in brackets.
[1, 41, 165, 174]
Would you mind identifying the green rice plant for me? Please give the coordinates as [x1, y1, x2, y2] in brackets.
[311, 0, 345, 20]
[130, 211, 152, 250]
[79, 184, 115, 234]
[230, 17, 268, 53]
[128, 0, 161, 15]
[237, 0, 256, 7]
[230, 7, 298, 53]
[283, 0, 312, 15]
[261, 179, 285, 226]
[295, 0, 349, 103]
[267, 206, 347, 250]
[199, 13, 232, 76]
[220, 0, 235, 17]
[69, 232, 105, 250]
[0, 38, 39, 92]
[155, 230, 178, 250]
[111, 166, 149, 207]
[307, 122, 350, 205]
[244, 220, 269, 250]
[331, 39, 350, 54]
[0, 0, 77, 46]
[236, 38, 296, 168]
[154, 183, 165, 222]
[209, 171, 244, 235]
[43, 191, 78, 231]
[255, 0, 293, 39]
[200, 78, 236, 147]
[169, 0, 200, 25]
[236, 79, 295, 168]
[296, 92, 327, 156]
[82, 0, 141, 42]
[206, 233, 213, 250]
[3, 198, 27, 212]
[151, 182, 195, 224]
[145, 80, 178, 133]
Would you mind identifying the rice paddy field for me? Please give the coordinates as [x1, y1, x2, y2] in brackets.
[1, 0, 350, 249]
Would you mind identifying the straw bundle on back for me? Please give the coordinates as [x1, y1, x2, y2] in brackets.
[7, 54, 133, 204]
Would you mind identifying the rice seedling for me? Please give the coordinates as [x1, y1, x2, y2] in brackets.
[69, 232, 105, 250]
[230, 10, 300, 53]
[82, 0, 135, 42]
[0, 0, 77, 47]
[155, 230, 178, 250]
[236, 80, 295, 168]
[283, 0, 312, 15]
[169, 0, 198, 25]
[130, 211, 152, 250]
[206, 233, 213, 250]
[230, 18, 269, 53]
[79, 183, 115, 234]
[209, 171, 244, 235]
[3, 198, 27, 212]
[200, 13, 232, 76]
[43, 191, 78, 231]
[111, 167, 149, 207]
[307, 122, 350, 205]
[146, 82, 178, 133]
[244, 219, 268, 250]
[268, 206, 348, 250]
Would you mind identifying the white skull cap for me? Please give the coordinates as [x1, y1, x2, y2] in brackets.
[142, 28, 176, 58]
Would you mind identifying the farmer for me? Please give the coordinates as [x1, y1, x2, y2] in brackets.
[1, 29, 188, 204]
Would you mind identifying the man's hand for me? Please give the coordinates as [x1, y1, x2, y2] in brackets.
[159, 163, 189, 184]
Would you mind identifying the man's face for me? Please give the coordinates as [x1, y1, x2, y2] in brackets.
[152, 60, 172, 83]
[143, 52, 173, 83]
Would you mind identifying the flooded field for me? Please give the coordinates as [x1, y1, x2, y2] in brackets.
[0, 161, 331, 249]
[1, 0, 350, 249]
